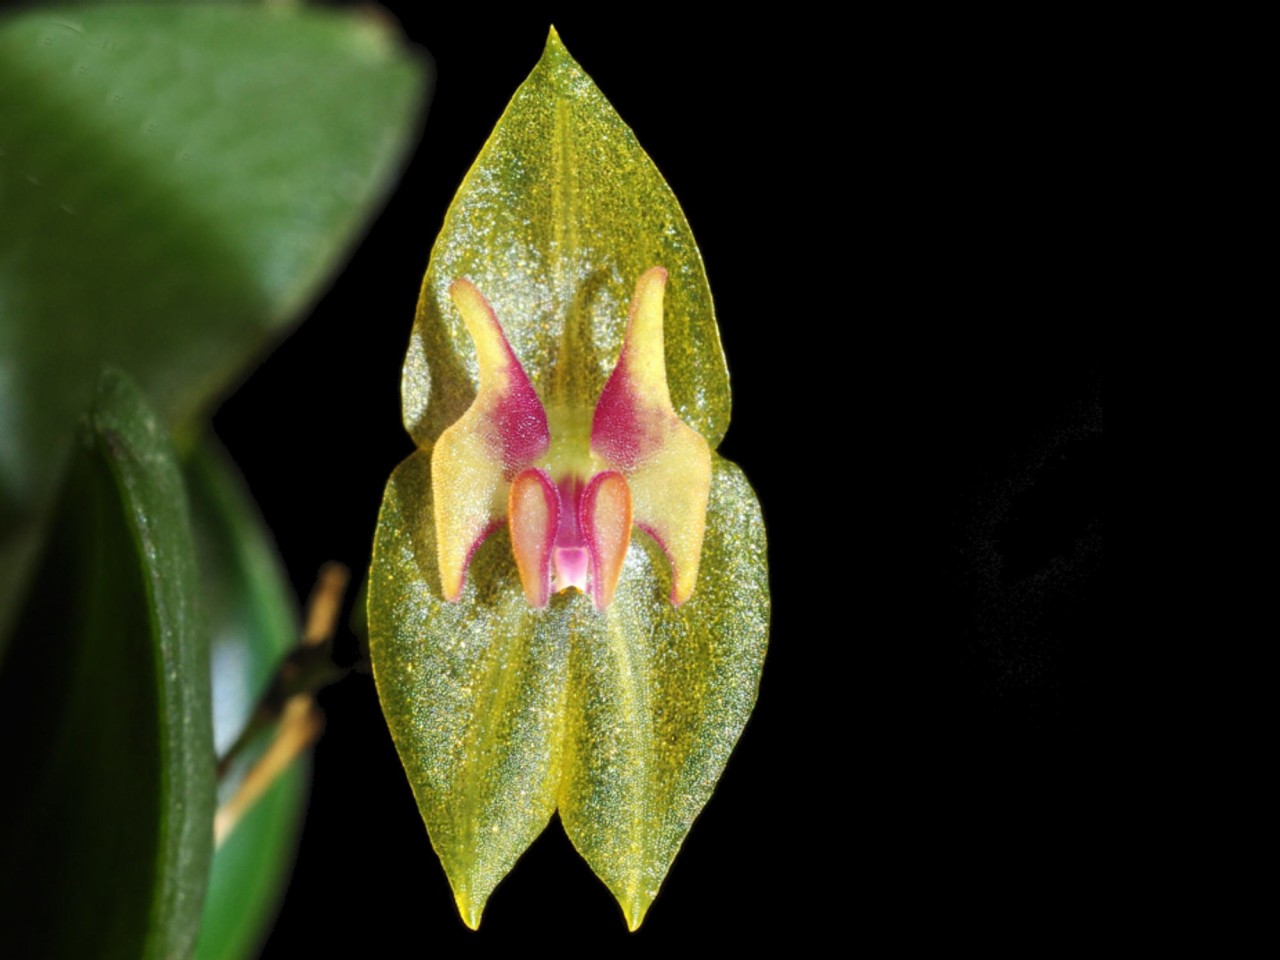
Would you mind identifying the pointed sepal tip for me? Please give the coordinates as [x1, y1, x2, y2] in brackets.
[454, 891, 484, 931]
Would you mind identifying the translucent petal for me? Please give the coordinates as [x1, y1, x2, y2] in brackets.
[593, 267, 711, 604]
[431, 280, 549, 601]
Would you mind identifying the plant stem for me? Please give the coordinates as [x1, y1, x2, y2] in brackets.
[213, 562, 350, 845]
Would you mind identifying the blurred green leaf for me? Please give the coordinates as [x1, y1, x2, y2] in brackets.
[185, 438, 306, 960]
[0, 368, 214, 959]
[0, 2, 430, 639]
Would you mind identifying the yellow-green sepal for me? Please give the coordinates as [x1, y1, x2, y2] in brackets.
[370, 451, 566, 929]
[369, 452, 767, 928]
[401, 28, 731, 452]
[556, 456, 767, 929]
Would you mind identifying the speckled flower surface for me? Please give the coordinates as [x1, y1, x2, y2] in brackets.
[369, 30, 768, 930]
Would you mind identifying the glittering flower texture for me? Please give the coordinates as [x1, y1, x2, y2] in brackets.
[368, 29, 769, 930]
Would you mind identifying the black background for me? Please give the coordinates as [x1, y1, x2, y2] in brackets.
[212, 7, 1105, 952]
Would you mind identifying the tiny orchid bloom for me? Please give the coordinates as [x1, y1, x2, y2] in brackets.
[369, 29, 768, 932]
[432, 266, 710, 611]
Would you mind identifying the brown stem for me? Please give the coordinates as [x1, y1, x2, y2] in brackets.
[213, 563, 350, 844]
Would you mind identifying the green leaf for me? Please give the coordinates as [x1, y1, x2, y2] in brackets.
[370, 31, 769, 930]
[0, 3, 429, 638]
[0, 369, 214, 959]
[185, 439, 305, 960]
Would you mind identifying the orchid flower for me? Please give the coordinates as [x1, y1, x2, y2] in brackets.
[369, 30, 769, 930]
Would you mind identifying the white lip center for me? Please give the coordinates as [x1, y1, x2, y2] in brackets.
[552, 545, 590, 594]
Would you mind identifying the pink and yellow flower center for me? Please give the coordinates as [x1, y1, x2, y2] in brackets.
[430, 267, 711, 610]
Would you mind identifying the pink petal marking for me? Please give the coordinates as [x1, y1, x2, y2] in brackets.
[433, 280, 551, 602]
[589, 266, 711, 605]
[591, 267, 670, 470]
[451, 279, 550, 474]
[550, 475, 589, 596]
